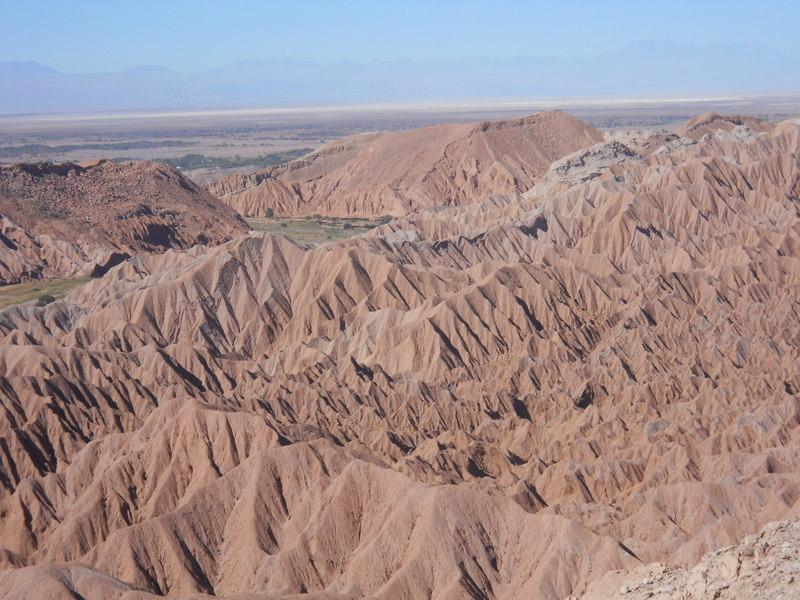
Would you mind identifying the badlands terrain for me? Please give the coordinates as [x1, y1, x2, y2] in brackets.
[208, 111, 602, 217]
[0, 110, 798, 599]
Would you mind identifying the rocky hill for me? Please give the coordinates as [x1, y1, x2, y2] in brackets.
[0, 160, 248, 284]
[208, 110, 603, 218]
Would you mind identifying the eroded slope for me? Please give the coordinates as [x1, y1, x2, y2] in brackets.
[0, 115, 798, 599]
[208, 111, 602, 218]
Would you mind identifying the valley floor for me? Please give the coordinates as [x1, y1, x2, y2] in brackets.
[0, 276, 90, 310]
[247, 217, 387, 245]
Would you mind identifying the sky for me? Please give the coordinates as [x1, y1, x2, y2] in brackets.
[1, 0, 799, 73]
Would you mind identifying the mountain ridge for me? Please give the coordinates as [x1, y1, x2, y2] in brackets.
[208, 110, 604, 217]
[2, 40, 799, 114]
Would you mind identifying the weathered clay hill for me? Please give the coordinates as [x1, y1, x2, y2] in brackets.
[208, 110, 603, 218]
[0, 160, 248, 284]
[0, 114, 798, 600]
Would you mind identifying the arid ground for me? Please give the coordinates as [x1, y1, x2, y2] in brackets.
[3, 94, 799, 183]
[0, 105, 799, 600]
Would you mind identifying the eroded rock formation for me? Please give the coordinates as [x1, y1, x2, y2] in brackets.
[208, 111, 603, 218]
[0, 114, 798, 599]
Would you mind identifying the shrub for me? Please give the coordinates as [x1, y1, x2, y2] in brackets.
[36, 293, 56, 307]
[265, 207, 275, 218]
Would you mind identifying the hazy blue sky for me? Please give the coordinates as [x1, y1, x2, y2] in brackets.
[2, 0, 799, 72]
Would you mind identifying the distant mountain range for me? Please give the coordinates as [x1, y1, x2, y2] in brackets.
[1, 40, 799, 114]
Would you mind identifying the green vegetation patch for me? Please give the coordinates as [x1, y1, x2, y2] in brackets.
[0, 140, 195, 160]
[247, 216, 387, 245]
[155, 149, 312, 172]
[0, 277, 91, 311]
